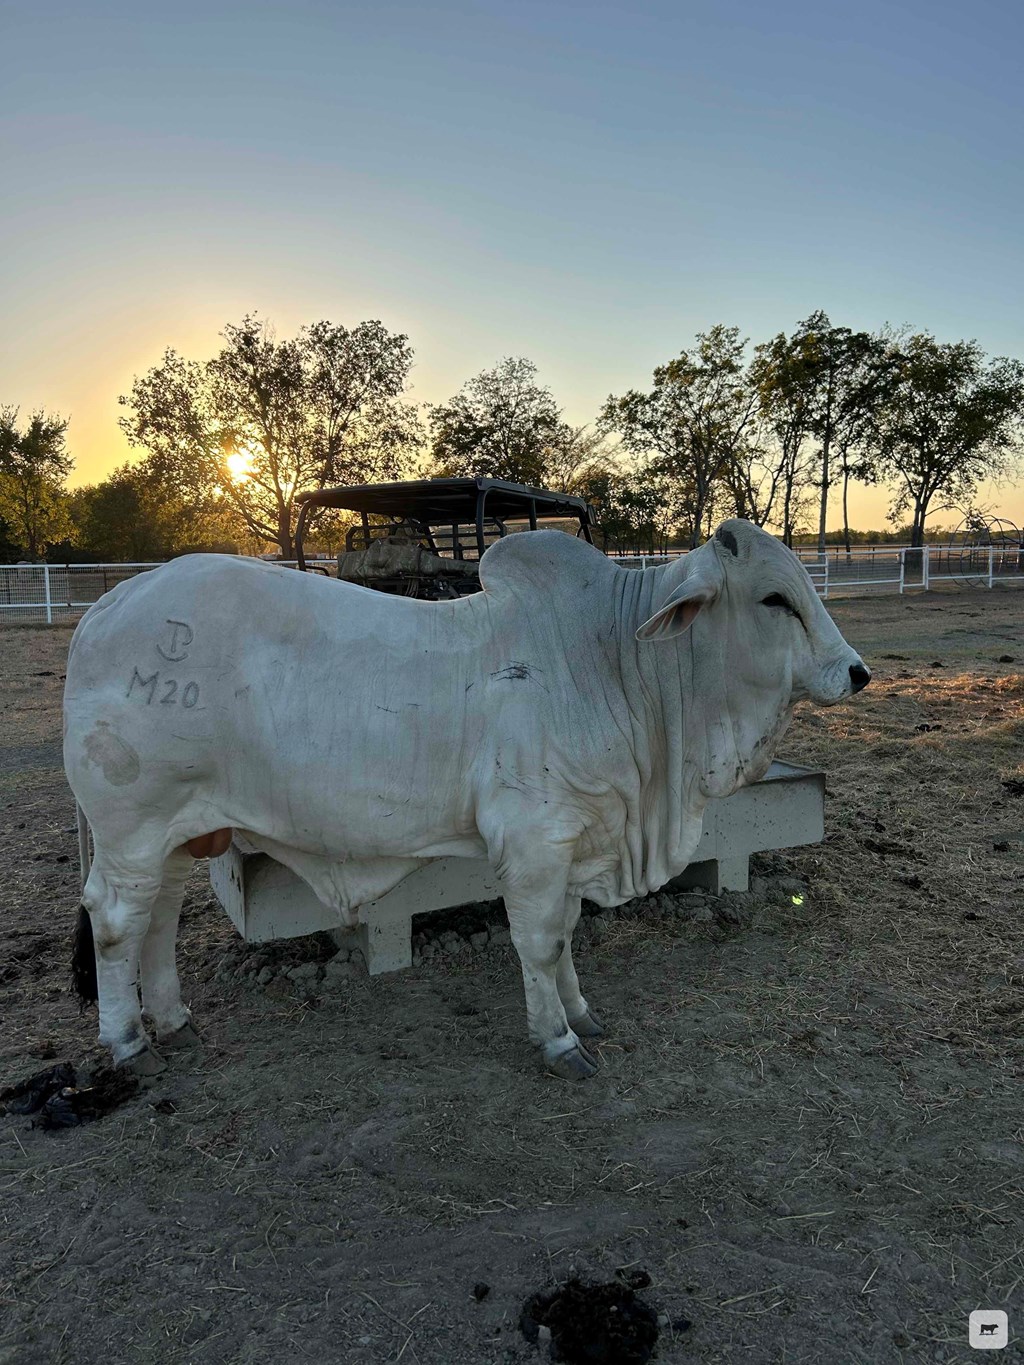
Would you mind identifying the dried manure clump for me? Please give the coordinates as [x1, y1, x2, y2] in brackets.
[520, 1278, 659, 1364]
[0, 1060, 138, 1129]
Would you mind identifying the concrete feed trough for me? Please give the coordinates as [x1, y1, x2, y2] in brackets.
[210, 759, 824, 975]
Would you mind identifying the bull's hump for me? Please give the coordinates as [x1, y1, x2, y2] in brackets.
[478, 530, 613, 598]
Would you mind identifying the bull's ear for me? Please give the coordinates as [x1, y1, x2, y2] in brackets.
[635, 570, 719, 642]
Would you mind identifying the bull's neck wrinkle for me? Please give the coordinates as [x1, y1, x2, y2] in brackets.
[610, 560, 690, 705]
[595, 560, 707, 893]
[610, 560, 720, 800]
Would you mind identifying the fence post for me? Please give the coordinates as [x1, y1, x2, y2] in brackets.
[898, 552, 905, 595]
[922, 545, 930, 591]
[640, 556, 647, 570]
[988, 545, 994, 588]
[822, 559, 829, 600]
[43, 562, 52, 624]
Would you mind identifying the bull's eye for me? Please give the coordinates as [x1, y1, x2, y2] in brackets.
[761, 593, 805, 627]
[761, 593, 796, 614]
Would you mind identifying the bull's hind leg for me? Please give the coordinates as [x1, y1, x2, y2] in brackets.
[81, 855, 166, 1073]
[556, 895, 603, 1039]
[140, 850, 199, 1049]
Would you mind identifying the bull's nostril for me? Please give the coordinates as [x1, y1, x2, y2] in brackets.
[849, 664, 871, 693]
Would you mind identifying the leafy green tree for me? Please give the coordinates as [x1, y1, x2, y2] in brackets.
[0, 512, 20, 563]
[429, 357, 574, 487]
[0, 406, 73, 558]
[120, 315, 423, 557]
[875, 334, 1024, 547]
[68, 464, 240, 560]
[600, 325, 757, 549]
[588, 467, 678, 554]
[67, 476, 154, 561]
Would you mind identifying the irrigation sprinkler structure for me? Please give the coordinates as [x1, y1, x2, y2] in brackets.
[946, 514, 1024, 588]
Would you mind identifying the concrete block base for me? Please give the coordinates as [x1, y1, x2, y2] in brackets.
[673, 855, 751, 894]
[210, 759, 825, 975]
[211, 848, 504, 975]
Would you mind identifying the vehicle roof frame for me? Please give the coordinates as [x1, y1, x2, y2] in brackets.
[294, 477, 596, 570]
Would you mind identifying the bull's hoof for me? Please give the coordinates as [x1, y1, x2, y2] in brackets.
[118, 1044, 167, 1077]
[567, 1007, 604, 1038]
[544, 1041, 599, 1081]
[159, 1021, 201, 1051]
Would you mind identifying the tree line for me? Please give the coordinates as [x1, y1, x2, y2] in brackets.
[3, 310, 1022, 563]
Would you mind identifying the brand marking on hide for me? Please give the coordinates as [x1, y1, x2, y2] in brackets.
[128, 668, 200, 708]
[157, 619, 194, 662]
[128, 668, 159, 704]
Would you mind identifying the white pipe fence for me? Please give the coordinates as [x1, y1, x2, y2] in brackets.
[2, 545, 1022, 623]
[0, 563, 165, 623]
[610, 544, 1024, 597]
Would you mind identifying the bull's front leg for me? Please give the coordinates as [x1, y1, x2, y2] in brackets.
[557, 895, 603, 1039]
[500, 871, 599, 1082]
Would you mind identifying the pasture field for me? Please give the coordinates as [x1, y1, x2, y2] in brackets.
[1, 590, 1022, 1364]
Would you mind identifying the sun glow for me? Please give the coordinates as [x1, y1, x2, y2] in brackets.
[225, 449, 253, 482]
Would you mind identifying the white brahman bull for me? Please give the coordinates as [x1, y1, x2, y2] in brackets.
[64, 519, 869, 1080]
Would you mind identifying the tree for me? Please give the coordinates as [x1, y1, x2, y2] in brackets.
[875, 334, 1024, 547]
[68, 475, 157, 562]
[0, 406, 73, 558]
[831, 333, 893, 556]
[429, 357, 571, 486]
[600, 325, 758, 549]
[587, 466, 678, 554]
[542, 422, 612, 496]
[0, 513, 20, 563]
[722, 432, 797, 533]
[120, 315, 423, 557]
[749, 328, 821, 545]
[68, 463, 243, 561]
[783, 313, 880, 557]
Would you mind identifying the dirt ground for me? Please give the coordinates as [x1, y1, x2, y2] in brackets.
[1, 587, 1022, 1364]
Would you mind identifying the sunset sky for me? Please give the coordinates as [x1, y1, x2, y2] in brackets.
[4, 0, 1023, 530]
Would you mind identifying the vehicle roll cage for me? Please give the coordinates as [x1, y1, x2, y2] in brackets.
[293, 477, 596, 572]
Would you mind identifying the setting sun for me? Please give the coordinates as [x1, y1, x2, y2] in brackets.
[225, 449, 253, 483]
